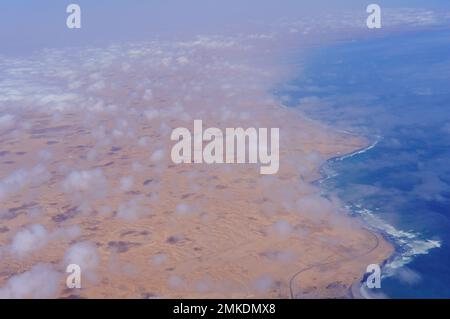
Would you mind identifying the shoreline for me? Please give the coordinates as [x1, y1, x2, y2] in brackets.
[308, 132, 395, 299]
[275, 29, 448, 299]
[302, 27, 446, 293]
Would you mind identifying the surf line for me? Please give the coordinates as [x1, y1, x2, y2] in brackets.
[170, 120, 280, 175]
[337, 136, 380, 161]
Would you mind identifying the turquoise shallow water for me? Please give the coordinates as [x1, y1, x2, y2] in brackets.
[279, 29, 450, 298]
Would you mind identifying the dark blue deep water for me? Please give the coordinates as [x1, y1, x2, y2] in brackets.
[280, 29, 450, 298]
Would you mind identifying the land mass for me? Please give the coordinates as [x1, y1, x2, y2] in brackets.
[0, 31, 393, 299]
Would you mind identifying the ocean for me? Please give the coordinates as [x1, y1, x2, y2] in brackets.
[280, 28, 450, 298]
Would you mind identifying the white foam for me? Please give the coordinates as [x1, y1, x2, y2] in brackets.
[353, 205, 441, 272]
[337, 137, 380, 161]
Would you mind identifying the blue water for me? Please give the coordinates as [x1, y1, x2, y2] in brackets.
[280, 29, 450, 298]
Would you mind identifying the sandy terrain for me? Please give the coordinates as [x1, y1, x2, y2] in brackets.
[0, 32, 393, 298]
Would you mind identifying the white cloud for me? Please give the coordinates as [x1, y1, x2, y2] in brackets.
[132, 161, 144, 172]
[61, 169, 108, 202]
[10, 224, 49, 257]
[63, 241, 100, 275]
[9, 224, 81, 258]
[151, 253, 167, 266]
[296, 194, 333, 220]
[144, 109, 159, 121]
[36, 93, 80, 111]
[143, 89, 153, 101]
[53, 225, 82, 240]
[87, 80, 106, 92]
[0, 169, 28, 201]
[270, 220, 293, 237]
[168, 275, 185, 289]
[394, 267, 422, 285]
[0, 264, 61, 299]
[175, 203, 191, 216]
[0, 165, 50, 201]
[116, 196, 148, 220]
[38, 149, 53, 161]
[150, 149, 165, 162]
[177, 56, 189, 65]
[0, 114, 15, 130]
[119, 176, 134, 192]
[138, 136, 150, 147]
[252, 274, 274, 294]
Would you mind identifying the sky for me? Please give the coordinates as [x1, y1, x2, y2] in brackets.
[1, 0, 449, 54]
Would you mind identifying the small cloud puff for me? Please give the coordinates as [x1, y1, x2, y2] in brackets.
[116, 196, 149, 220]
[176, 56, 189, 65]
[394, 267, 422, 285]
[0, 114, 15, 130]
[63, 241, 100, 277]
[151, 253, 167, 267]
[9, 224, 81, 258]
[0, 263, 61, 299]
[150, 149, 165, 162]
[252, 274, 274, 294]
[143, 89, 153, 101]
[270, 220, 293, 237]
[175, 203, 191, 216]
[0, 165, 51, 201]
[10, 224, 49, 257]
[61, 169, 108, 202]
[120, 176, 134, 192]
[144, 109, 159, 121]
[168, 275, 185, 289]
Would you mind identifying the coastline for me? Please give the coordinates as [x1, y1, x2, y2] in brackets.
[301, 29, 450, 297]
[275, 28, 450, 299]
[313, 136, 396, 299]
